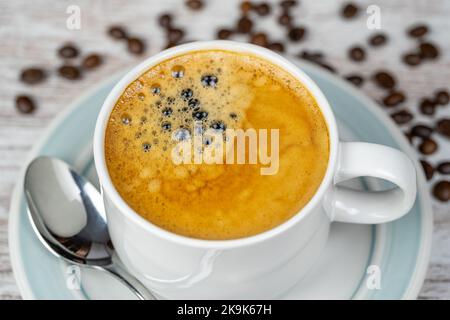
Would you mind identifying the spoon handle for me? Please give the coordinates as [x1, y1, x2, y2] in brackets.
[103, 263, 157, 300]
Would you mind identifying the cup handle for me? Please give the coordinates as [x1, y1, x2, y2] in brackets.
[323, 142, 417, 224]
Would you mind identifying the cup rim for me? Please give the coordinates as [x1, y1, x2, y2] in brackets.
[93, 40, 338, 249]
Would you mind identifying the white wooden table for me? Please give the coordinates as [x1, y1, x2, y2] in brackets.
[0, 0, 449, 299]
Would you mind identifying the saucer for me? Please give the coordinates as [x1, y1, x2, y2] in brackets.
[8, 60, 433, 300]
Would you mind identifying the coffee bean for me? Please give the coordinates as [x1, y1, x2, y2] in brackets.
[108, 26, 128, 40]
[341, 3, 359, 19]
[345, 74, 364, 87]
[58, 65, 81, 80]
[436, 118, 450, 138]
[58, 44, 79, 59]
[348, 46, 365, 62]
[317, 62, 336, 73]
[127, 38, 145, 55]
[278, 13, 292, 27]
[411, 124, 433, 138]
[167, 28, 185, 43]
[20, 68, 46, 84]
[82, 54, 102, 70]
[435, 90, 450, 105]
[185, 0, 204, 10]
[288, 26, 306, 42]
[373, 71, 396, 89]
[368, 33, 388, 47]
[267, 42, 285, 53]
[240, 1, 253, 14]
[391, 110, 413, 124]
[280, 0, 297, 10]
[217, 28, 233, 40]
[250, 32, 268, 47]
[408, 24, 428, 38]
[433, 180, 450, 202]
[15, 95, 36, 114]
[300, 50, 324, 61]
[419, 42, 439, 59]
[437, 162, 450, 175]
[402, 53, 422, 66]
[419, 138, 438, 155]
[255, 3, 271, 16]
[419, 98, 436, 115]
[382, 91, 405, 107]
[158, 14, 173, 29]
[237, 16, 253, 34]
[420, 160, 434, 180]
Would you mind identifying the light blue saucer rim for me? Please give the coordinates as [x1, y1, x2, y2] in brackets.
[8, 59, 433, 300]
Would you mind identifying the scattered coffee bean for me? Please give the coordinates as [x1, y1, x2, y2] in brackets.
[317, 62, 336, 73]
[58, 44, 79, 59]
[435, 90, 450, 105]
[127, 37, 145, 55]
[185, 0, 204, 10]
[411, 124, 433, 139]
[420, 160, 434, 181]
[217, 28, 233, 40]
[408, 24, 428, 38]
[15, 95, 36, 114]
[201, 74, 218, 87]
[391, 110, 413, 124]
[82, 54, 102, 70]
[419, 138, 438, 155]
[278, 13, 292, 27]
[402, 52, 422, 66]
[280, 0, 297, 10]
[419, 42, 439, 59]
[368, 33, 388, 47]
[20, 68, 46, 84]
[255, 3, 271, 16]
[437, 162, 450, 175]
[250, 32, 268, 47]
[288, 26, 306, 42]
[240, 1, 253, 14]
[383, 91, 405, 107]
[433, 180, 450, 202]
[108, 26, 128, 40]
[58, 65, 81, 80]
[167, 28, 185, 43]
[158, 14, 173, 29]
[436, 118, 450, 138]
[348, 46, 365, 62]
[373, 71, 396, 89]
[345, 74, 364, 87]
[237, 16, 253, 33]
[341, 3, 359, 19]
[419, 98, 436, 115]
[300, 50, 323, 61]
[267, 42, 285, 52]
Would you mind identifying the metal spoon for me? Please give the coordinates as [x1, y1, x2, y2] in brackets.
[24, 156, 156, 300]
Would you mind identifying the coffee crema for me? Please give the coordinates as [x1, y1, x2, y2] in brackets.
[105, 50, 329, 240]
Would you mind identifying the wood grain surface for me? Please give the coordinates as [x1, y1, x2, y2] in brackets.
[0, 0, 448, 299]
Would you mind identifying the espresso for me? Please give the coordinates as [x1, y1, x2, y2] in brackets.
[105, 50, 329, 240]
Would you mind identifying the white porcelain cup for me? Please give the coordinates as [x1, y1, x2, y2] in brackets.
[93, 40, 417, 299]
